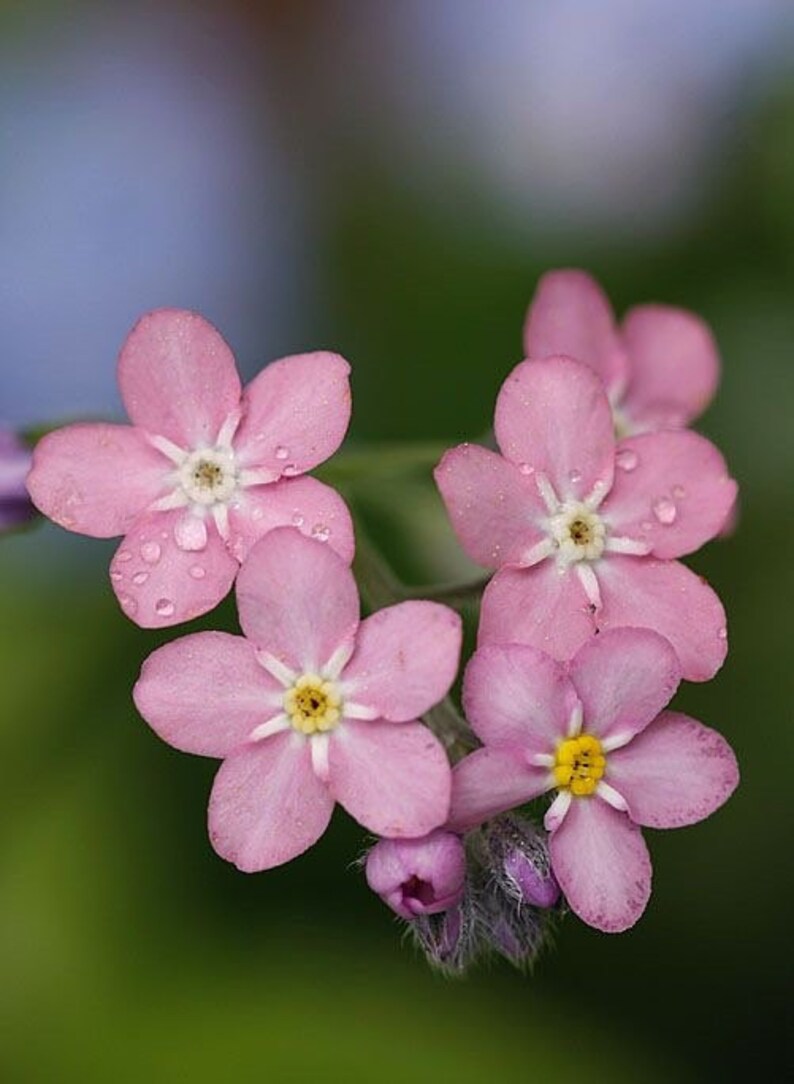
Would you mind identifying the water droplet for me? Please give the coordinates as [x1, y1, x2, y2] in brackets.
[116, 550, 132, 563]
[189, 565, 206, 580]
[155, 598, 175, 618]
[292, 513, 305, 527]
[141, 542, 161, 564]
[118, 593, 138, 617]
[717, 626, 728, 640]
[251, 508, 264, 521]
[282, 464, 300, 477]
[652, 497, 677, 525]
[174, 515, 208, 552]
[110, 570, 123, 582]
[640, 520, 653, 533]
[311, 523, 331, 543]
[568, 468, 582, 484]
[132, 571, 149, 586]
[275, 445, 289, 460]
[616, 449, 638, 472]
[518, 462, 534, 476]
[672, 485, 686, 499]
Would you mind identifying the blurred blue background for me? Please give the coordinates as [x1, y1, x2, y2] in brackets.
[1, 2, 792, 1080]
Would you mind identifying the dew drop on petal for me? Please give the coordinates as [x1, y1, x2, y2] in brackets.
[652, 497, 677, 525]
[282, 464, 300, 477]
[118, 593, 138, 617]
[174, 515, 208, 552]
[518, 462, 534, 476]
[110, 571, 123, 582]
[640, 520, 653, 533]
[311, 523, 331, 543]
[116, 550, 132, 564]
[292, 513, 305, 527]
[568, 468, 582, 484]
[132, 571, 149, 586]
[155, 598, 175, 618]
[672, 485, 686, 499]
[717, 626, 728, 640]
[251, 507, 264, 521]
[189, 565, 206, 580]
[141, 542, 162, 564]
[275, 445, 289, 460]
[616, 449, 638, 472]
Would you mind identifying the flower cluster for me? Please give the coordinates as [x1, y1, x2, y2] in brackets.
[23, 273, 739, 975]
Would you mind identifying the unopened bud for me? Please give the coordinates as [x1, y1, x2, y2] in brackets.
[412, 887, 479, 975]
[484, 815, 559, 909]
[365, 830, 466, 921]
[479, 884, 553, 969]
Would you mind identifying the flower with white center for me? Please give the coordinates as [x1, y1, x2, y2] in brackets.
[524, 269, 722, 437]
[435, 356, 737, 681]
[449, 628, 739, 933]
[133, 528, 462, 872]
[27, 309, 354, 627]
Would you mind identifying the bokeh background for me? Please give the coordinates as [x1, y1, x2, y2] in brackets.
[1, 1, 792, 1080]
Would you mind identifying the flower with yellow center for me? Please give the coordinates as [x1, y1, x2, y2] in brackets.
[283, 673, 343, 735]
[553, 734, 606, 796]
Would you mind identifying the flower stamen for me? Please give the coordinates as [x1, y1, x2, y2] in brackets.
[284, 673, 343, 735]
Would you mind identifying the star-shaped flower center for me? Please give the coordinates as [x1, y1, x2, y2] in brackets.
[178, 447, 238, 506]
[547, 503, 606, 563]
[284, 673, 343, 735]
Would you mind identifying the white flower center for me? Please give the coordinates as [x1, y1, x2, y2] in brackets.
[547, 502, 606, 563]
[283, 673, 343, 735]
[178, 447, 238, 506]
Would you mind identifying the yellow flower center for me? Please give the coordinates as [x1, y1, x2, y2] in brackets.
[284, 674, 342, 735]
[193, 460, 224, 490]
[553, 734, 606, 797]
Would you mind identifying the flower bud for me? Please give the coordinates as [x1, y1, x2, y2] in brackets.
[412, 889, 479, 975]
[479, 884, 551, 969]
[484, 815, 560, 909]
[365, 830, 466, 920]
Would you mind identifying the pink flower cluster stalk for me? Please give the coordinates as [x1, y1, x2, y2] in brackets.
[22, 277, 740, 964]
[27, 310, 354, 627]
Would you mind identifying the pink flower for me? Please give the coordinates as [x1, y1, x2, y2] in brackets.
[435, 356, 737, 681]
[524, 269, 721, 436]
[449, 629, 739, 933]
[133, 528, 462, 872]
[27, 309, 354, 627]
[365, 831, 466, 920]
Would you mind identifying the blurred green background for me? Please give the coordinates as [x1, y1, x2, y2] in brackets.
[1, 2, 791, 1081]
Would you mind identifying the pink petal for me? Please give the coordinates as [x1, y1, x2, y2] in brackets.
[478, 561, 596, 662]
[27, 424, 169, 538]
[603, 431, 738, 559]
[110, 510, 237, 628]
[448, 747, 550, 832]
[495, 357, 615, 501]
[550, 797, 652, 933]
[233, 352, 351, 475]
[118, 309, 242, 448]
[328, 720, 451, 838]
[462, 644, 574, 748]
[133, 632, 282, 757]
[522, 269, 629, 396]
[433, 444, 546, 568]
[568, 628, 680, 744]
[342, 602, 462, 722]
[595, 556, 728, 682]
[227, 476, 355, 565]
[208, 732, 334, 872]
[235, 528, 359, 671]
[621, 304, 720, 430]
[606, 711, 739, 829]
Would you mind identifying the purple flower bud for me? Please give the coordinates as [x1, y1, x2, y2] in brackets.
[365, 830, 466, 921]
[484, 815, 560, 909]
[412, 889, 479, 975]
[479, 884, 551, 969]
[0, 429, 33, 533]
